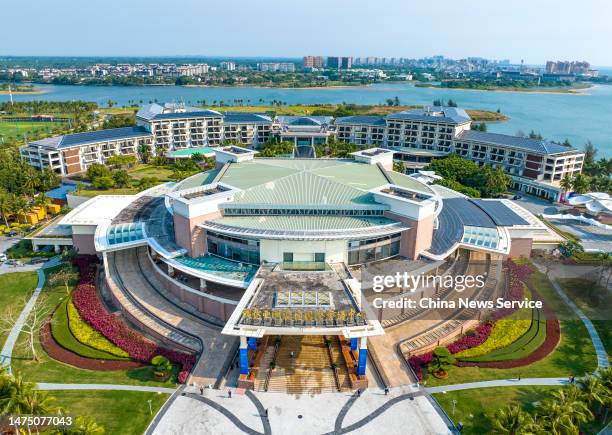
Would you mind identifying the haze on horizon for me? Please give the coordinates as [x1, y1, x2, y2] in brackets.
[2, 0, 612, 66]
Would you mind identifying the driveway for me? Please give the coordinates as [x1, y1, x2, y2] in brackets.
[0, 236, 53, 275]
[508, 193, 569, 216]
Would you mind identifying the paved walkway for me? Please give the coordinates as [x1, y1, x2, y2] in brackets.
[152, 385, 451, 435]
[0, 257, 60, 373]
[36, 383, 176, 393]
[426, 377, 568, 394]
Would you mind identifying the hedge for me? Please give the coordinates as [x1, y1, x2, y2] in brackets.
[71, 256, 196, 383]
[51, 298, 131, 361]
[67, 298, 129, 358]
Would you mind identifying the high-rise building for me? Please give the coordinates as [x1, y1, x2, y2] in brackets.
[327, 56, 352, 70]
[303, 56, 324, 68]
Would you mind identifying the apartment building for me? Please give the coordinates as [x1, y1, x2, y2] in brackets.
[303, 56, 324, 68]
[20, 127, 153, 176]
[257, 62, 296, 72]
[327, 57, 352, 70]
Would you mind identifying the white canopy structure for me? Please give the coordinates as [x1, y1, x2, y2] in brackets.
[568, 192, 612, 214]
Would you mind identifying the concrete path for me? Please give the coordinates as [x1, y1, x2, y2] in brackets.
[36, 383, 176, 393]
[426, 377, 568, 394]
[0, 256, 60, 373]
[152, 385, 451, 435]
[534, 261, 609, 369]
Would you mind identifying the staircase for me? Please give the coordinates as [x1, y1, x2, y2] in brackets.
[264, 336, 346, 394]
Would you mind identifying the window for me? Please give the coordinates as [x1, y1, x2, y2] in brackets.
[283, 252, 294, 262]
[314, 252, 325, 262]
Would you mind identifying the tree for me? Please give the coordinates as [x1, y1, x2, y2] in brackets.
[112, 170, 131, 188]
[571, 173, 590, 194]
[191, 152, 205, 163]
[482, 166, 510, 197]
[48, 265, 78, 295]
[0, 297, 50, 362]
[583, 141, 597, 172]
[0, 189, 15, 227]
[559, 240, 583, 257]
[92, 176, 115, 190]
[560, 175, 573, 200]
[393, 161, 406, 174]
[447, 99, 457, 107]
[86, 163, 111, 181]
[432, 347, 455, 373]
[137, 143, 151, 164]
[492, 405, 536, 435]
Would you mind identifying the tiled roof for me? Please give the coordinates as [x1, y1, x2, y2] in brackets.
[30, 126, 152, 150]
[136, 103, 222, 121]
[335, 116, 386, 126]
[386, 107, 471, 124]
[457, 130, 578, 155]
[222, 112, 273, 124]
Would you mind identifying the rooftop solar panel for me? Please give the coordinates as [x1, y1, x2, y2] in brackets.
[471, 200, 529, 226]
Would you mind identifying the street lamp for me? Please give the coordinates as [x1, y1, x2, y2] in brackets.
[452, 399, 457, 415]
[147, 399, 153, 415]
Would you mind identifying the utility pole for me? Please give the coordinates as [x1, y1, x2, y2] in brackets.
[8, 83, 14, 106]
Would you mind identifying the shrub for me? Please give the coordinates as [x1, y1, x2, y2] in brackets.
[66, 299, 129, 358]
[455, 318, 531, 359]
[71, 256, 196, 382]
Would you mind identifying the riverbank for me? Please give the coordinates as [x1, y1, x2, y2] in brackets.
[0, 89, 47, 95]
[417, 83, 594, 95]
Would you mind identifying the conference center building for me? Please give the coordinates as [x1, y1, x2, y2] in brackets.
[53, 146, 563, 392]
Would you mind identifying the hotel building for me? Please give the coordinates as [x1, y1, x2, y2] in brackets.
[45, 146, 562, 392]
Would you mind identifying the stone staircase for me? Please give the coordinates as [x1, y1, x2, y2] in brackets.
[264, 336, 345, 394]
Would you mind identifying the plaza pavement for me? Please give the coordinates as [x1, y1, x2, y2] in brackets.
[151, 384, 451, 435]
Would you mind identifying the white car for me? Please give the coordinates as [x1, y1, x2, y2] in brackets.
[0, 253, 7, 262]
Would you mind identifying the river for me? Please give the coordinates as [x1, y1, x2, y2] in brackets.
[2, 82, 611, 156]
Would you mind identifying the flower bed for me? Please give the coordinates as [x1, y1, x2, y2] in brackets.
[71, 256, 196, 383]
[41, 320, 144, 371]
[407, 259, 534, 379]
[67, 298, 129, 358]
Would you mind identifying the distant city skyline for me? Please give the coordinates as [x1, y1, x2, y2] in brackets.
[2, 0, 612, 65]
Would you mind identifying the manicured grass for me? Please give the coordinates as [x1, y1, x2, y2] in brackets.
[128, 164, 174, 181]
[433, 386, 563, 434]
[51, 390, 169, 435]
[0, 121, 65, 140]
[558, 277, 612, 355]
[75, 186, 140, 198]
[462, 307, 546, 363]
[424, 270, 598, 387]
[0, 271, 39, 347]
[11, 267, 178, 387]
[51, 298, 130, 360]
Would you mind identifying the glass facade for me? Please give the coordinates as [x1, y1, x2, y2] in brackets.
[347, 233, 401, 265]
[207, 230, 260, 264]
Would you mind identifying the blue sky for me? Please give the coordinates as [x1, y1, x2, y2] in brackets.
[3, 0, 611, 65]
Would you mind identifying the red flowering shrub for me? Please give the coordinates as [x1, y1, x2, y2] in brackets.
[406, 259, 536, 377]
[71, 256, 196, 382]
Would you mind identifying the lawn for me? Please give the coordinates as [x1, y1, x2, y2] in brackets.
[433, 386, 562, 434]
[557, 277, 611, 356]
[424, 270, 598, 387]
[0, 121, 64, 139]
[0, 271, 39, 348]
[75, 186, 140, 198]
[127, 164, 174, 181]
[11, 267, 178, 388]
[51, 390, 169, 435]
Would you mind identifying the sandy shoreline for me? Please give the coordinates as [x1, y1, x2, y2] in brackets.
[0, 89, 47, 95]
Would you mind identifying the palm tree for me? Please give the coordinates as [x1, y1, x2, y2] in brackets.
[0, 372, 34, 414]
[577, 375, 606, 411]
[492, 405, 537, 434]
[560, 175, 573, 201]
[539, 392, 593, 434]
[0, 190, 15, 227]
[12, 196, 32, 225]
[571, 173, 591, 195]
[19, 388, 57, 415]
[53, 415, 104, 434]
